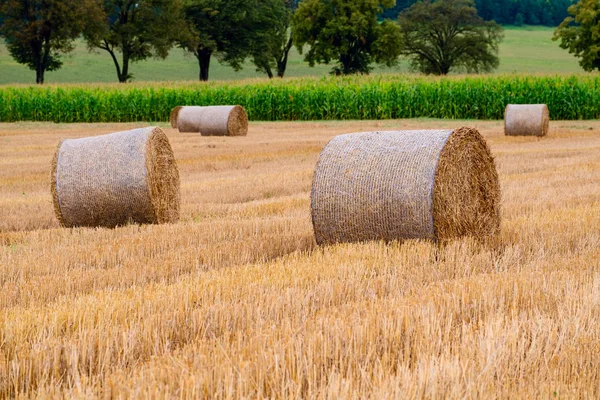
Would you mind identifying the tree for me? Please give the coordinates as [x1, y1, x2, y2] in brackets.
[0, 0, 97, 84]
[397, 0, 503, 75]
[84, 0, 186, 83]
[292, 0, 402, 75]
[181, 0, 260, 81]
[381, 0, 578, 27]
[553, 0, 600, 71]
[251, 0, 295, 78]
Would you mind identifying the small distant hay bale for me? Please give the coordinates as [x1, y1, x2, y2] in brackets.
[51, 127, 180, 228]
[504, 104, 549, 136]
[170, 105, 248, 136]
[311, 128, 500, 245]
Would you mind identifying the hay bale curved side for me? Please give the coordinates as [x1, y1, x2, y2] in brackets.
[51, 127, 180, 228]
[176, 105, 248, 136]
[504, 104, 549, 136]
[310, 128, 500, 245]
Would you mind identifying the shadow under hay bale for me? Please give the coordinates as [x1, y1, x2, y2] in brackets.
[311, 128, 500, 246]
[170, 105, 248, 136]
[504, 104, 549, 137]
[51, 127, 180, 228]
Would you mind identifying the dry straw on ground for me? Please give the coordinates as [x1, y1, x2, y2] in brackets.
[504, 104, 550, 136]
[170, 105, 248, 136]
[2, 120, 600, 398]
[311, 127, 500, 245]
[51, 127, 180, 228]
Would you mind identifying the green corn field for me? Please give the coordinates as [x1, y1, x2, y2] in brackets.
[1, 74, 600, 123]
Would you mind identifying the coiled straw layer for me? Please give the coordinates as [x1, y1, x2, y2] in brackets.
[51, 127, 180, 228]
[504, 104, 549, 136]
[311, 127, 500, 245]
[170, 105, 248, 136]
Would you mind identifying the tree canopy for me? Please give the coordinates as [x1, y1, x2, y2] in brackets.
[397, 0, 503, 75]
[181, 0, 257, 81]
[382, 0, 576, 26]
[0, 0, 97, 84]
[553, 0, 600, 71]
[293, 0, 402, 75]
[84, 0, 186, 83]
[251, 0, 295, 78]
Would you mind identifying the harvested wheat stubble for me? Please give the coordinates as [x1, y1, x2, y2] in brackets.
[170, 105, 248, 136]
[51, 127, 180, 228]
[311, 128, 500, 245]
[504, 104, 549, 136]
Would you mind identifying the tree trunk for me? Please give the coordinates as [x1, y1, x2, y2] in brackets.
[276, 36, 293, 78]
[35, 67, 45, 84]
[32, 41, 44, 84]
[341, 54, 352, 75]
[104, 42, 124, 83]
[440, 61, 450, 75]
[197, 48, 212, 81]
[120, 51, 130, 83]
[265, 64, 274, 79]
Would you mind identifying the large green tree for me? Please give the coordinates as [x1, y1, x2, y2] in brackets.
[292, 0, 402, 75]
[251, 0, 295, 78]
[554, 0, 600, 71]
[0, 0, 97, 84]
[397, 0, 503, 75]
[182, 0, 258, 81]
[84, 0, 186, 83]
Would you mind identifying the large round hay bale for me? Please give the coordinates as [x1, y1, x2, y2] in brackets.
[171, 105, 248, 136]
[51, 127, 180, 228]
[504, 104, 549, 136]
[311, 127, 500, 245]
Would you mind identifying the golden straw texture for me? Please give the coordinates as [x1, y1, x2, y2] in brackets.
[175, 105, 248, 136]
[146, 129, 181, 224]
[51, 127, 180, 228]
[504, 104, 550, 136]
[433, 127, 500, 242]
[311, 128, 500, 245]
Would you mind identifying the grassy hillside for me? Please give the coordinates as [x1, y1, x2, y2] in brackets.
[0, 26, 581, 85]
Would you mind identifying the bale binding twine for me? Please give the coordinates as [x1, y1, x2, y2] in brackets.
[51, 127, 180, 228]
[170, 105, 248, 136]
[311, 128, 500, 245]
[504, 104, 549, 136]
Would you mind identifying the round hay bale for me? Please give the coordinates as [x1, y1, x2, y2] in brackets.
[311, 127, 500, 245]
[174, 105, 248, 136]
[504, 104, 549, 136]
[51, 127, 180, 228]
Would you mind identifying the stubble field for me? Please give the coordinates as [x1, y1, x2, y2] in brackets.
[1, 119, 599, 398]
